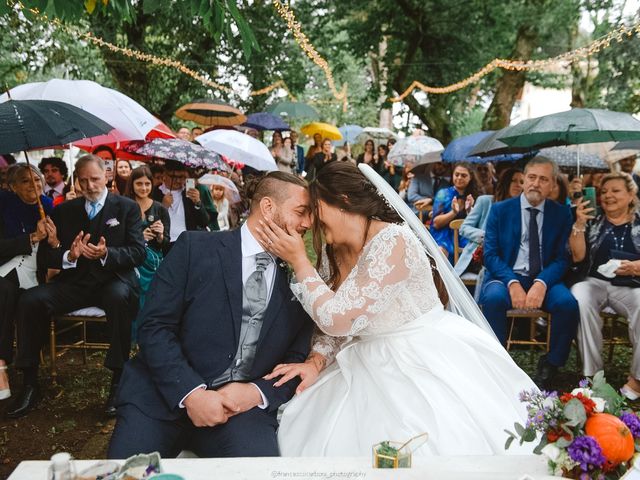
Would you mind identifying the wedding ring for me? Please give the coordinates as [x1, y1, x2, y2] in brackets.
[268, 240, 273, 246]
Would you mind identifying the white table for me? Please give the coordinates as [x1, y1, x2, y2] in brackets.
[8, 456, 561, 480]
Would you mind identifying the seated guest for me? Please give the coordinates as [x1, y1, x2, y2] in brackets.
[455, 168, 524, 295]
[475, 162, 497, 196]
[569, 172, 640, 398]
[481, 156, 579, 388]
[616, 154, 640, 198]
[551, 173, 569, 205]
[38, 157, 70, 206]
[430, 162, 477, 261]
[125, 166, 170, 340]
[356, 140, 380, 172]
[7, 154, 145, 418]
[0, 164, 56, 399]
[406, 163, 451, 215]
[152, 162, 209, 253]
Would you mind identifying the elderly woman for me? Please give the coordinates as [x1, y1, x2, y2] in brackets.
[0, 164, 57, 399]
[569, 172, 640, 398]
[454, 168, 524, 296]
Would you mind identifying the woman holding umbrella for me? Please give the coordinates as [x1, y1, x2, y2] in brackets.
[0, 164, 57, 399]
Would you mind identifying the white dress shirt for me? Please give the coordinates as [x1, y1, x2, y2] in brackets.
[180, 222, 275, 409]
[159, 184, 187, 242]
[63, 188, 109, 269]
[510, 193, 547, 287]
[44, 181, 65, 200]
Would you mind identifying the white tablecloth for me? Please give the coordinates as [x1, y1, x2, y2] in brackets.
[8, 456, 561, 480]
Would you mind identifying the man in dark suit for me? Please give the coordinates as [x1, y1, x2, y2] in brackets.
[290, 130, 305, 175]
[481, 156, 579, 388]
[152, 162, 209, 253]
[7, 154, 145, 418]
[108, 171, 314, 459]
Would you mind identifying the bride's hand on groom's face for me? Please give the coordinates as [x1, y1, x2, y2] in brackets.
[256, 219, 307, 267]
[264, 361, 320, 395]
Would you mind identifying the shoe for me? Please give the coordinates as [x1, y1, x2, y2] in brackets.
[533, 355, 558, 389]
[6, 384, 40, 418]
[104, 382, 118, 417]
[0, 365, 10, 400]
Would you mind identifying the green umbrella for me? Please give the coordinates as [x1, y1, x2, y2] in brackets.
[499, 108, 640, 149]
[266, 101, 319, 122]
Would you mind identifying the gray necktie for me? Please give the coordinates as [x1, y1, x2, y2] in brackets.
[244, 252, 272, 317]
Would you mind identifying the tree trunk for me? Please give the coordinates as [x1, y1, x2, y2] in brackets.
[482, 24, 538, 130]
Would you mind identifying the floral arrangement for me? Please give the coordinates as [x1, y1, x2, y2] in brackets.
[506, 372, 640, 479]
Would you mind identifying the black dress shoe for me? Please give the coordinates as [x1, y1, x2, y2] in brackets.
[104, 383, 118, 417]
[534, 355, 558, 389]
[6, 385, 40, 419]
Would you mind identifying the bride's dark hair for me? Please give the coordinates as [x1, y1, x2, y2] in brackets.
[308, 161, 449, 305]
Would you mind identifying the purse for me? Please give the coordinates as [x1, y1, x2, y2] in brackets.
[610, 249, 640, 288]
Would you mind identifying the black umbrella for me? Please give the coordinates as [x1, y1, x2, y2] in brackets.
[0, 99, 113, 217]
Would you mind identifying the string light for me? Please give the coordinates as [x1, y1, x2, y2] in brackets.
[391, 20, 640, 101]
[272, 0, 348, 112]
[19, 4, 298, 101]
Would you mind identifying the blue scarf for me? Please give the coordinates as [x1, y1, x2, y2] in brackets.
[0, 190, 53, 239]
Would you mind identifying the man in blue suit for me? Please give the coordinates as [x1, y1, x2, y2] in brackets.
[108, 171, 314, 458]
[290, 130, 305, 175]
[481, 156, 578, 388]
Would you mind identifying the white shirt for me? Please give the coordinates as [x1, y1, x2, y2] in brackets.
[44, 182, 65, 199]
[63, 188, 109, 269]
[510, 194, 547, 287]
[180, 222, 274, 409]
[159, 184, 187, 242]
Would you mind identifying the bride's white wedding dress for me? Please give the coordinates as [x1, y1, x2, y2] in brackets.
[278, 223, 535, 457]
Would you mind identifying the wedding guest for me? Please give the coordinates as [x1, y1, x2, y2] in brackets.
[152, 162, 209, 253]
[38, 157, 70, 205]
[290, 130, 305, 174]
[551, 173, 569, 205]
[150, 164, 165, 188]
[568, 172, 640, 398]
[455, 168, 524, 297]
[356, 140, 379, 172]
[430, 162, 477, 261]
[270, 131, 284, 161]
[211, 183, 231, 231]
[616, 154, 640, 198]
[307, 139, 337, 180]
[114, 159, 132, 195]
[481, 156, 579, 388]
[125, 166, 170, 340]
[8, 155, 145, 418]
[406, 163, 451, 215]
[379, 145, 401, 191]
[93, 145, 116, 190]
[191, 127, 203, 140]
[475, 163, 497, 196]
[305, 133, 323, 169]
[0, 164, 55, 400]
[177, 127, 192, 142]
[275, 137, 296, 174]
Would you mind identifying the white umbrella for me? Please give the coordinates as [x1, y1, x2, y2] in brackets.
[196, 130, 277, 172]
[0, 79, 174, 148]
[197, 173, 241, 204]
[388, 136, 444, 167]
[355, 127, 398, 144]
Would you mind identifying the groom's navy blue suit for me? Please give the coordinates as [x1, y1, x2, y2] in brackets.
[108, 228, 313, 458]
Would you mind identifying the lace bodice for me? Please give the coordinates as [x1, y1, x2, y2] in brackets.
[291, 223, 441, 364]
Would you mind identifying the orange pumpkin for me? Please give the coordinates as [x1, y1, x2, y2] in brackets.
[585, 413, 635, 466]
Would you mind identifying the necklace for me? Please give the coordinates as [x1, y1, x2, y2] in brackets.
[606, 222, 630, 250]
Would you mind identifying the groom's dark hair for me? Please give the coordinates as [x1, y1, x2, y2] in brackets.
[246, 171, 307, 210]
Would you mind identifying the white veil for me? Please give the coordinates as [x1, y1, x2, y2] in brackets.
[358, 163, 498, 340]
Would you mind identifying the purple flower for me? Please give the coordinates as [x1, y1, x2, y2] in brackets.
[621, 412, 640, 438]
[579, 378, 590, 388]
[567, 436, 606, 471]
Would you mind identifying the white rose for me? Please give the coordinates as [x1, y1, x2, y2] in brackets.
[571, 387, 593, 397]
[541, 443, 561, 462]
[592, 397, 606, 412]
[542, 396, 556, 409]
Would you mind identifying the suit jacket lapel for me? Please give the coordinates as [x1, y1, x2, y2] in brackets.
[95, 193, 117, 239]
[257, 264, 288, 348]
[219, 229, 243, 343]
[508, 196, 523, 267]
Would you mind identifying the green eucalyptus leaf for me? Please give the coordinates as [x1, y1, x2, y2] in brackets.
[564, 398, 587, 427]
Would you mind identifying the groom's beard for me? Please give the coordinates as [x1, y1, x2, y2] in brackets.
[272, 210, 305, 236]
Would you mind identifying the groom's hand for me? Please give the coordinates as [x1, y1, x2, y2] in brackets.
[183, 388, 239, 427]
[217, 382, 262, 415]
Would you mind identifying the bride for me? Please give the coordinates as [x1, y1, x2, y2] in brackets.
[255, 161, 535, 457]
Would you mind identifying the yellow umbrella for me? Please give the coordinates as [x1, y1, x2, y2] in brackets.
[301, 122, 343, 141]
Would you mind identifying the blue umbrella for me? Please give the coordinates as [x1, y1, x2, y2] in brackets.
[442, 130, 529, 164]
[335, 124, 363, 144]
[242, 112, 290, 132]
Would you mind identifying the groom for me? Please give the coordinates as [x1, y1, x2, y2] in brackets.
[108, 171, 314, 458]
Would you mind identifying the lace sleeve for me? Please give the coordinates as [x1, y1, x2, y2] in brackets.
[310, 327, 347, 366]
[290, 225, 410, 337]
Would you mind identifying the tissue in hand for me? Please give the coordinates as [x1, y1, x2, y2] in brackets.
[597, 259, 621, 278]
